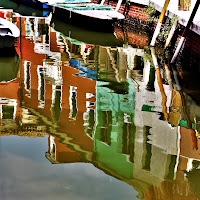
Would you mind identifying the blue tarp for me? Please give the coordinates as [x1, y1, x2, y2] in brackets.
[69, 59, 97, 80]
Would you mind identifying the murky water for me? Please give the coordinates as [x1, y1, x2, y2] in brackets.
[0, 6, 200, 200]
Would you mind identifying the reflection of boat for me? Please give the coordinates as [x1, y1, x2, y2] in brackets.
[51, 17, 123, 46]
[10, 0, 49, 10]
[0, 47, 20, 83]
[0, 17, 20, 48]
[48, 0, 124, 32]
[0, 0, 50, 17]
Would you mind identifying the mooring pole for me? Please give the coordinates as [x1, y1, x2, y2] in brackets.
[164, 18, 178, 49]
[150, 0, 171, 46]
[115, 0, 123, 12]
[170, 0, 200, 63]
[150, 47, 168, 120]
[170, 64, 198, 149]
[100, 0, 106, 5]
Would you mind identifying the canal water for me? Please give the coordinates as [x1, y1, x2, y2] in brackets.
[0, 7, 200, 200]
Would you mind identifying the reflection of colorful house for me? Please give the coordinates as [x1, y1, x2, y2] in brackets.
[0, 12, 49, 137]
[94, 78, 136, 179]
[124, 46, 200, 199]
[91, 45, 200, 200]
[15, 15, 96, 158]
[41, 42, 200, 200]
[9, 11, 200, 200]
[0, 29, 21, 132]
[46, 135, 81, 163]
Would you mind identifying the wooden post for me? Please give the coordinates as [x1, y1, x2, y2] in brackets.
[150, 47, 168, 120]
[115, 0, 123, 12]
[170, 0, 200, 63]
[164, 18, 178, 49]
[100, 0, 106, 5]
[171, 64, 198, 149]
[150, 0, 171, 46]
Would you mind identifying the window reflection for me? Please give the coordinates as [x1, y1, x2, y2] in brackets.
[69, 86, 77, 120]
[24, 61, 31, 97]
[179, 0, 191, 10]
[37, 66, 45, 108]
[51, 85, 62, 122]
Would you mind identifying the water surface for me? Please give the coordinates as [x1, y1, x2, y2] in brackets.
[0, 7, 200, 200]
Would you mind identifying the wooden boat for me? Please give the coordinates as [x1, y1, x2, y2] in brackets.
[0, 46, 20, 83]
[51, 16, 123, 46]
[9, 0, 49, 10]
[0, 0, 50, 17]
[47, 0, 125, 32]
[0, 17, 20, 48]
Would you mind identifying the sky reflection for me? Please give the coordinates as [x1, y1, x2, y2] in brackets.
[0, 136, 138, 200]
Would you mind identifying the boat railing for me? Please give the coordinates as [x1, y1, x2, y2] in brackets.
[55, 2, 113, 10]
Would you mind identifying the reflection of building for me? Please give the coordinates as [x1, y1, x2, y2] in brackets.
[9, 11, 200, 200]
[179, 0, 191, 10]
[46, 43, 200, 199]
[46, 135, 81, 164]
[94, 76, 136, 178]
[16, 15, 97, 158]
[0, 12, 48, 137]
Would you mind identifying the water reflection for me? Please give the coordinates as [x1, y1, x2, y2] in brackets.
[0, 47, 20, 83]
[0, 0, 50, 17]
[0, 9, 200, 200]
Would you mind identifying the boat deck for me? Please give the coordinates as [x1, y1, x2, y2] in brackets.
[74, 9, 125, 19]
[55, 2, 113, 10]
[54, 3, 125, 20]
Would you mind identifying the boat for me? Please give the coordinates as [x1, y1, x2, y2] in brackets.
[0, 0, 50, 17]
[0, 17, 20, 48]
[51, 16, 123, 46]
[9, 0, 49, 10]
[47, 0, 125, 32]
[0, 46, 20, 83]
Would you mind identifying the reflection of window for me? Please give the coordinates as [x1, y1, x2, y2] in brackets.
[0, 99, 17, 120]
[69, 86, 77, 119]
[122, 123, 131, 155]
[179, 0, 190, 10]
[2, 105, 14, 119]
[50, 135, 56, 159]
[165, 155, 177, 180]
[99, 110, 112, 146]
[25, 18, 35, 39]
[83, 109, 95, 138]
[51, 144, 56, 159]
[142, 126, 152, 170]
[122, 122, 136, 163]
[51, 85, 62, 122]
[24, 61, 31, 97]
[134, 55, 144, 70]
[37, 66, 45, 108]
[146, 66, 155, 92]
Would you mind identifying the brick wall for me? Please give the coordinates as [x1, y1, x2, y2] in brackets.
[92, 0, 148, 21]
[92, 0, 200, 57]
[114, 26, 149, 48]
[185, 30, 200, 56]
